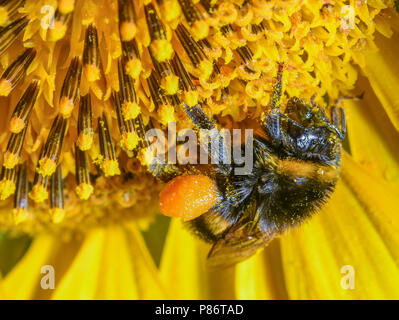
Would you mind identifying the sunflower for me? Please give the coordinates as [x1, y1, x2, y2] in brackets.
[0, 0, 398, 300]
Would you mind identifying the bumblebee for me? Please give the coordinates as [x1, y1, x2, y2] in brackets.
[152, 63, 347, 267]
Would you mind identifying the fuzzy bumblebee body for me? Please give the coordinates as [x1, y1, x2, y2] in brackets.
[154, 64, 347, 267]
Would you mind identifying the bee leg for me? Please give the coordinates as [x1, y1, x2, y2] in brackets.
[184, 104, 231, 174]
[148, 154, 181, 182]
[331, 106, 346, 138]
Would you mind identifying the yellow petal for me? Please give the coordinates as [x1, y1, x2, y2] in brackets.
[344, 77, 399, 187]
[160, 219, 235, 299]
[235, 241, 288, 299]
[281, 155, 399, 299]
[362, 32, 399, 131]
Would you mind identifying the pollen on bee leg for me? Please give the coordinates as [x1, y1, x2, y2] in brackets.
[36, 115, 68, 177]
[75, 145, 93, 200]
[50, 165, 65, 224]
[59, 57, 82, 118]
[0, 48, 36, 96]
[13, 162, 29, 225]
[159, 174, 219, 221]
[0, 167, 17, 200]
[98, 113, 120, 177]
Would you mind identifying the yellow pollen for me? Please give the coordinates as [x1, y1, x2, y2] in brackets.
[50, 207, 66, 224]
[0, 79, 12, 96]
[3, 152, 20, 169]
[122, 101, 140, 120]
[246, 80, 265, 100]
[192, 20, 209, 41]
[75, 183, 94, 200]
[198, 60, 213, 80]
[77, 132, 94, 151]
[48, 21, 67, 42]
[150, 39, 173, 62]
[120, 21, 137, 42]
[138, 148, 154, 167]
[101, 159, 121, 177]
[0, 179, 16, 200]
[84, 64, 100, 82]
[160, 74, 179, 95]
[59, 96, 75, 118]
[159, 0, 181, 22]
[158, 104, 175, 125]
[13, 208, 30, 225]
[0, 7, 8, 26]
[9, 116, 26, 133]
[58, 0, 75, 14]
[125, 58, 142, 80]
[121, 131, 140, 151]
[37, 158, 57, 177]
[183, 90, 199, 107]
[29, 184, 48, 203]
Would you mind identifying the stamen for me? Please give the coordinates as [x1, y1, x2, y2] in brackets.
[47, 9, 71, 42]
[3, 126, 27, 169]
[77, 94, 94, 151]
[0, 48, 36, 96]
[75, 144, 93, 200]
[156, 0, 181, 22]
[36, 115, 68, 177]
[59, 57, 82, 118]
[171, 53, 198, 107]
[58, 0, 75, 15]
[0, 16, 28, 56]
[149, 51, 180, 95]
[83, 24, 100, 82]
[98, 113, 120, 177]
[118, 58, 140, 120]
[122, 39, 142, 80]
[50, 165, 65, 223]
[175, 24, 213, 80]
[0, 166, 16, 200]
[9, 80, 40, 134]
[13, 162, 29, 225]
[112, 90, 140, 152]
[118, 0, 137, 42]
[29, 172, 49, 203]
[144, 3, 173, 62]
[178, 0, 209, 40]
[0, 0, 25, 26]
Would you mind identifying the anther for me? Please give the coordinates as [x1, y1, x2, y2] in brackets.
[0, 0, 25, 26]
[178, 0, 209, 40]
[149, 50, 180, 95]
[118, 58, 140, 120]
[83, 24, 100, 82]
[75, 144, 93, 200]
[122, 39, 142, 80]
[50, 165, 65, 223]
[47, 9, 71, 42]
[13, 162, 29, 224]
[58, 0, 75, 14]
[171, 54, 198, 107]
[3, 126, 27, 169]
[98, 113, 120, 177]
[175, 24, 213, 80]
[59, 57, 82, 118]
[156, 0, 181, 22]
[0, 166, 16, 200]
[36, 115, 68, 177]
[144, 3, 173, 62]
[0, 16, 28, 56]
[9, 80, 40, 134]
[118, 0, 137, 42]
[30, 169, 49, 203]
[77, 94, 93, 151]
[0, 48, 36, 96]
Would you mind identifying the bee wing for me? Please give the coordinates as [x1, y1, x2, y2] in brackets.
[206, 219, 275, 268]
